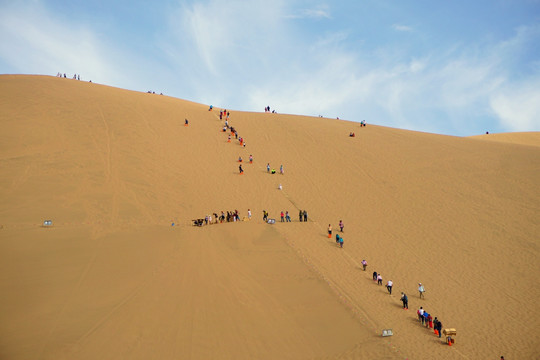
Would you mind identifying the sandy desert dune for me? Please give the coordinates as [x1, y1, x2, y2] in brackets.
[0, 75, 539, 359]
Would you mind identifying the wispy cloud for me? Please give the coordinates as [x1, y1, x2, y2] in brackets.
[0, 2, 142, 88]
[285, 5, 331, 19]
[490, 80, 540, 132]
[392, 24, 413, 32]
[158, 1, 540, 135]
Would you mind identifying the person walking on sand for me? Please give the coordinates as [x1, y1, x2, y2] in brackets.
[386, 280, 393, 294]
[423, 311, 429, 327]
[339, 235, 344, 248]
[434, 318, 442, 337]
[239, 164, 243, 174]
[418, 306, 425, 324]
[280, 164, 284, 174]
[400, 293, 409, 309]
[418, 283, 425, 299]
[327, 224, 332, 238]
[267, 163, 270, 173]
[299, 210, 303, 222]
[361, 259, 367, 271]
[303, 210, 308, 222]
[377, 273, 383, 285]
[373, 271, 378, 281]
[280, 211, 285, 222]
[339, 220, 344, 232]
[248, 209, 252, 220]
[285, 211, 291, 222]
[427, 313, 433, 329]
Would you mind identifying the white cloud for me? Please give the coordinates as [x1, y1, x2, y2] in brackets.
[490, 81, 540, 131]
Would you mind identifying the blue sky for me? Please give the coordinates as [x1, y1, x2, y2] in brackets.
[1, 0, 539, 136]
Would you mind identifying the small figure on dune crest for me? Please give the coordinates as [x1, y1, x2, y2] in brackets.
[361, 259, 367, 271]
[209, 105, 213, 111]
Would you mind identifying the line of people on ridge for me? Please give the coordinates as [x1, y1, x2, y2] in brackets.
[192, 209, 253, 226]
[262, 210, 308, 223]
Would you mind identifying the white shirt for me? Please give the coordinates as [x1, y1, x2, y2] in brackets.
[387, 280, 393, 287]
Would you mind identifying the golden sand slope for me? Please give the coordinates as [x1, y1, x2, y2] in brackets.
[0, 75, 539, 359]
